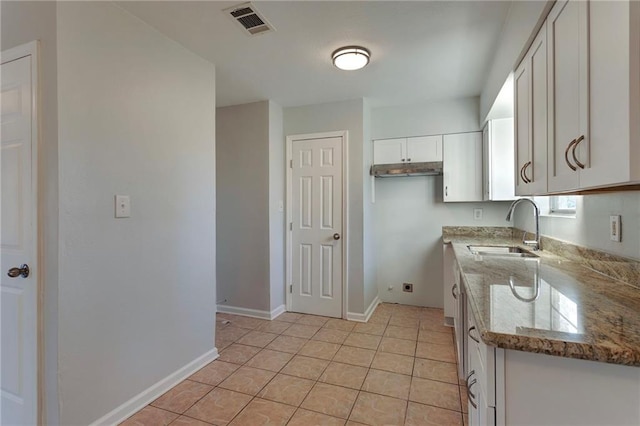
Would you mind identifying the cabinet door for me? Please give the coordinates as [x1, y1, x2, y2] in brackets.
[486, 118, 517, 201]
[407, 135, 442, 162]
[443, 132, 483, 202]
[514, 56, 532, 196]
[580, 0, 636, 188]
[373, 138, 406, 164]
[443, 244, 456, 320]
[547, 0, 588, 192]
[483, 124, 491, 200]
[515, 22, 548, 196]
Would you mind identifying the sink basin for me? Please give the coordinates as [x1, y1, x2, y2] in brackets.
[467, 245, 539, 258]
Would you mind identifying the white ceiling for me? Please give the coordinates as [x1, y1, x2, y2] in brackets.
[118, 1, 512, 108]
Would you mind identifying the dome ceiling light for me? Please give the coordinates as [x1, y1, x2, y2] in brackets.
[332, 46, 371, 71]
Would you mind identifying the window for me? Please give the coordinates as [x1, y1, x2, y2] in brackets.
[549, 196, 577, 215]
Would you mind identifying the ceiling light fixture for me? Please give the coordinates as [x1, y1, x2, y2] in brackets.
[332, 46, 371, 71]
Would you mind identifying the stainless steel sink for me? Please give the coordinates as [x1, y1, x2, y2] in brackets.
[467, 245, 539, 258]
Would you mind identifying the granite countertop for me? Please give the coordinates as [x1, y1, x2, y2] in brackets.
[444, 231, 640, 366]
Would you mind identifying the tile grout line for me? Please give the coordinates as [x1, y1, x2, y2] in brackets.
[138, 306, 458, 426]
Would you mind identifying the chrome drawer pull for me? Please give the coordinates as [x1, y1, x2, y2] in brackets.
[571, 135, 586, 169]
[523, 161, 532, 183]
[468, 326, 480, 343]
[466, 371, 478, 410]
[564, 139, 578, 171]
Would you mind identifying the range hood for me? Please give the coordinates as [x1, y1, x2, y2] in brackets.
[370, 161, 443, 177]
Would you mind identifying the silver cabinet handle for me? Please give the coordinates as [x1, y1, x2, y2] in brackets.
[564, 139, 578, 171]
[407, 158, 411, 162]
[571, 135, 586, 169]
[401, 158, 406, 162]
[468, 326, 480, 343]
[452, 283, 458, 300]
[468, 378, 478, 409]
[7, 264, 30, 278]
[523, 161, 532, 183]
[445, 186, 448, 197]
[466, 370, 478, 409]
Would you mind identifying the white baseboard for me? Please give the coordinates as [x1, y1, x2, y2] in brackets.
[346, 296, 380, 323]
[270, 304, 286, 319]
[217, 303, 286, 320]
[90, 348, 219, 426]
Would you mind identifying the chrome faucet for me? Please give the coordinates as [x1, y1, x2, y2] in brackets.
[506, 198, 540, 251]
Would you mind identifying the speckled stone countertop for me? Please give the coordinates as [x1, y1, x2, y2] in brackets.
[443, 228, 640, 366]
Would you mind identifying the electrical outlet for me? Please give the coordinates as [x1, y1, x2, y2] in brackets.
[474, 208, 483, 221]
[403, 283, 413, 293]
[610, 215, 621, 242]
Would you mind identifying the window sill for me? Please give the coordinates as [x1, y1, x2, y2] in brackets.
[541, 212, 576, 219]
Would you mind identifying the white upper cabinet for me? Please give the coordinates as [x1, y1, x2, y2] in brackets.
[579, 0, 640, 189]
[547, 0, 589, 193]
[443, 132, 483, 202]
[515, 0, 640, 194]
[483, 118, 517, 201]
[373, 135, 442, 165]
[373, 138, 405, 165]
[406, 135, 443, 162]
[514, 21, 548, 196]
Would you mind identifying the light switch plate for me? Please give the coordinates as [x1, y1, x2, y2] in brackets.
[610, 215, 621, 242]
[115, 195, 131, 218]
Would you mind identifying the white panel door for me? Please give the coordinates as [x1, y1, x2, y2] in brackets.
[1, 54, 37, 425]
[372, 138, 405, 164]
[291, 136, 343, 318]
[407, 135, 442, 162]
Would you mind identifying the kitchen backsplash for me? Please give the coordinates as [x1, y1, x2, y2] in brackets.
[443, 226, 640, 290]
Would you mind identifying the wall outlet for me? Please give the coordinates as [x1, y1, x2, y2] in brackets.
[473, 208, 483, 221]
[610, 215, 621, 242]
[403, 283, 413, 293]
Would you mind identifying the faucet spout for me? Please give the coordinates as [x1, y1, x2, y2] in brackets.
[505, 198, 541, 251]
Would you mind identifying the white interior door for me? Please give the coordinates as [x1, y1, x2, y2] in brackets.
[1, 51, 38, 425]
[290, 136, 343, 318]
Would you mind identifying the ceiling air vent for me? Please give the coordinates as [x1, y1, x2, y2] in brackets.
[224, 2, 274, 36]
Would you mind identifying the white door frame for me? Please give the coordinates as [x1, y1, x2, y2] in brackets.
[1, 40, 41, 424]
[286, 131, 349, 319]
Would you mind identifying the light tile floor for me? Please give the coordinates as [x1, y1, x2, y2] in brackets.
[121, 303, 468, 426]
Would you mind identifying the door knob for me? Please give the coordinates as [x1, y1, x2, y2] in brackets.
[7, 264, 30, 278]
[333, 233, 341, 240]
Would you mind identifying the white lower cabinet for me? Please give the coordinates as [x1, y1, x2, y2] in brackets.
[465, 298, 640, 426]
[466, 300, 496, 426]
[443, 243, 456, 323]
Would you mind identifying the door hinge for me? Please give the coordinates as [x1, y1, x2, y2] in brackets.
[290, 159, 293, 168]
[289, 222, 293, 231]
[289, 285, 293, 293]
